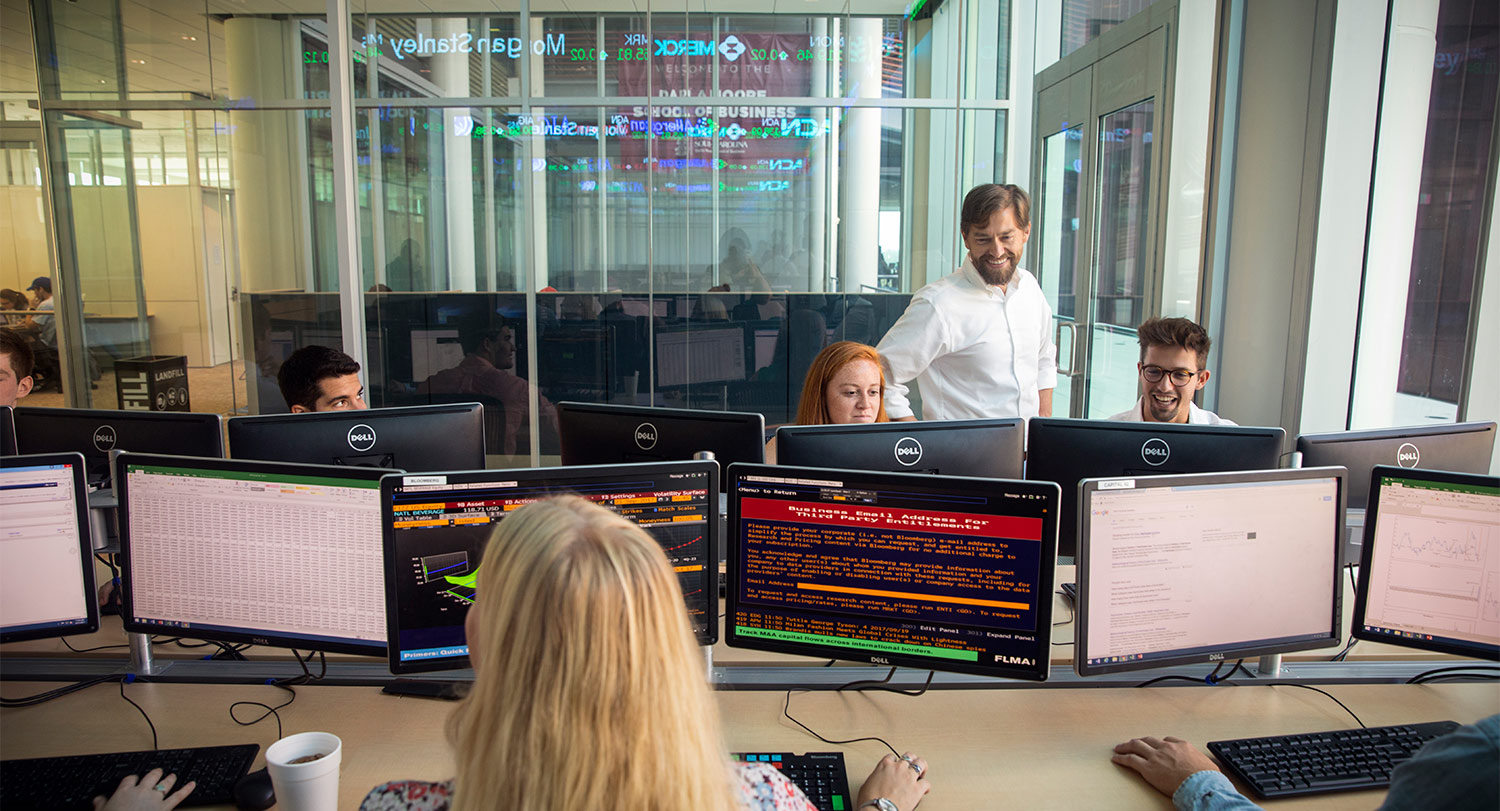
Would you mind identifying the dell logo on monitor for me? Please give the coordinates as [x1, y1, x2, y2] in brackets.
[634, 422, 658, 450]
[347, 424, 378, 452]
[1396, 442, 1420, 468]
[93, 425, 117, 452]
[893, 436, 923, 466]
[1141, 437, 1170, 466]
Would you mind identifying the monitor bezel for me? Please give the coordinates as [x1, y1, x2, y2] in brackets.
[724, 462, 1061, 682]
[0, 452, 100, 644]
[775, 418, 1026, 479]
[556, 401, 765, 488]
[1295, 421, 1497, 509]
[115, 451, 395, 657]
[1351, 465, 1500, 662]
[226, 402, 486, 472]
[14, 406, 225, 485]
[0, 405, 16, 455]
[382, 459, 722, 675]
[1074, 466, 1347, 677]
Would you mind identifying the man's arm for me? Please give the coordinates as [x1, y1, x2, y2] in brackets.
[876, 297, 946, 421]
[1038, 388, 1053, 418]
[1034, 290, 1058, 413]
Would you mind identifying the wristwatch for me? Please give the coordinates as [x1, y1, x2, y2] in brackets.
[859, 800, 898, 811]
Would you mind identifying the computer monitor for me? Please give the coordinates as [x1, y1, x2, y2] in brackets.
[775, 418, 1025, 478]
[14, 407, 224, 487]
[116, 453, 392, 656]
[0, 405, 15, 455]
[1352, 466, 1500, 661]
[227, 403, 485, 472]
[1296, 422, 1496, 510]
[724, 463, 1061, 681]
[383, 460, 719, 674]
[654, 323, 750, 386]
[1025, 418, 1286, 558]
[0, 453, 99, 643]
[557, 402, 764, 489]
[1074, 467, 1345, 676]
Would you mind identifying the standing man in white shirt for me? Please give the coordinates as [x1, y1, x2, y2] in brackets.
[877, 183, 1056, 421]
[1107, 316, 1235, 425]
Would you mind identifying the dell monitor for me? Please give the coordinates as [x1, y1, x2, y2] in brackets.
[1296, 421, 1496, 510]
[1352, 466, 1500, 661]
[775, 418, 1025, 478]
[116, 453, 392, 656]
[1075, 467, 1345, 676]
[557, 402, 764, 489]
[0, 406, 15, 455]
[227, 403, 485, 472]
[1025, 418, 1286, 558]
[14, 407, 224, 487]
[724, 463, 1061, 681]
[383, 460, 719, 673]
[1, 453, 99, 643]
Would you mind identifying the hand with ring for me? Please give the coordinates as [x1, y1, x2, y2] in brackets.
[855, 752, 931, 811]
[93, 767, 197, 811]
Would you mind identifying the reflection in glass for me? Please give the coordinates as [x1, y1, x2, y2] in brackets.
[1088, 99, 1153, 417]
[1038, 125, 1083, 417]
[1061, 0, 1158, 59]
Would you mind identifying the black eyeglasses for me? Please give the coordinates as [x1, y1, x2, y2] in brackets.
[1140, 365, 1200, 386]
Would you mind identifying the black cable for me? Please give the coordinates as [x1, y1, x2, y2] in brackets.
[0, 674, 118, 708]
[1413, 673, 1500, 685]
[1135, 674, 1210, 688]
[1407, 665, 1500, 684]
[783, 690, 900, 758]
[1277, 684, 1365, 728]
[61, 635, 175, 654]
[229, 683, 296, 742]
[835, 667, 936, 696]
[1053, 590, 1074, 627]
[118, 677, 159, 750]
[1135, 660, 1246, 688]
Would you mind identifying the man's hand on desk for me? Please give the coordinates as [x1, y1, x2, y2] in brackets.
[1111, 736, 1219, 798]
[855, 752, 931, 811]
[93, 768, 196, 811]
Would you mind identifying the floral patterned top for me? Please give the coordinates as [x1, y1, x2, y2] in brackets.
[358, 763, 817, 810]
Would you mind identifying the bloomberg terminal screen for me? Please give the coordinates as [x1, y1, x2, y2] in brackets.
[727, 467, 1056, 680]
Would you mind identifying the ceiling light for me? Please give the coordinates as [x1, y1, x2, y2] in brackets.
[181, 35, 197, 41]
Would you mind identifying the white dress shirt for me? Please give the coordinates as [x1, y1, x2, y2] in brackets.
[877, 259, 1057, 420]
[1107, 397, 1236, 425]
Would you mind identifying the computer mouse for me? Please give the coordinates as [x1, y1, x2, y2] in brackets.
[232, 768, 276, 811]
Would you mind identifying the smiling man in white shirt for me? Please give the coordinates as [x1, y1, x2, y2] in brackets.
[877, 183, 1057, 421]
[1108, 316, 1235, 425]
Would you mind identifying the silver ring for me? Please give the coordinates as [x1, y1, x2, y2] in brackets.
[153, 782, 170, 794]
[900, 754, 915, 762]
[905, 760, 923, 777]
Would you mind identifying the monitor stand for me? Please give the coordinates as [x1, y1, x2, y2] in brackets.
[1256, 653, 1283, 677]
[703, 644, 714, 682]
[129, 630, 157, 676]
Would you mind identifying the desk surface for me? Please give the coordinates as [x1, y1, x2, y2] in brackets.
[1, 681, 1495, 809]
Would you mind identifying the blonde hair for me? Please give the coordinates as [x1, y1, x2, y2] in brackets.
[794, 341, 891, 426]
[447, 496, 736, 811]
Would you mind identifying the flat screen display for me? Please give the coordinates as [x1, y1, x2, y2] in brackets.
[0, 453, 98, 643]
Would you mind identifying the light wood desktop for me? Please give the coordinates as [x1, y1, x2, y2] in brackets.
[1, 681, 1495, 809]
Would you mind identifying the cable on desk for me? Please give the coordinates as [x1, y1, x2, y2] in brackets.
[226, 650, 327, 741]
[782, 690, 900, 759]
[118, 675, 159, 750]
[62, 635, 176, 654]
[1406, 665, 1500, 685]
[1053, 590, 1074, 627]
[1274, 684, 1365, 728]
[0, 674, 118, 707]
[1135, 659, 1245, 688]
[835, 667, 935, 696]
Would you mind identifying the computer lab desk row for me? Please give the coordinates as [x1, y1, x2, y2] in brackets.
[2, 680, 1495, 810]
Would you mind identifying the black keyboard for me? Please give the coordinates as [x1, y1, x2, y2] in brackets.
[1, 743, 259, 811]
[733, 751, 852, 811]
[1208, 720, 1461, 799]
[1060, 582, 1077, 602]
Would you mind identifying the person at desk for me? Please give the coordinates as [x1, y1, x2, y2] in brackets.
[1107, 317, 1235, 425]
[876, 183, 1056, 421]
[765, 341, 889, 464]
[0, 328, 36, 406]
[278, 345, 369, 413]
[1113, 714, 1499, 811]
[1, 288, 31, 325]
[417, 321, 557, 456]
[359, 496, 931, 811]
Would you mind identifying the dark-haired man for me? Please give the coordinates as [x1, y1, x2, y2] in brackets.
[418, 322, 556, 455]
[278, 345, 368, 413]
[877, 183, 1056, 420]
[1108, 316, 1234, 425]
[0, 328, 35, 407]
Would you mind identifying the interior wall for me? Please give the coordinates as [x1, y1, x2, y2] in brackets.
[137, 185, 211, 366]
[0, 187, 49, 293]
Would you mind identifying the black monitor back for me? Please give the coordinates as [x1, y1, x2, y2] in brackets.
[776, 418, 1025, 478]
[227, 403, 485, 472]
[1025, 417, 1286, 558]
[14, 406, 224, 486]
[1296, 421, 1496, 510]
[0, 405, 15, 455]
[557, 401, 763, 488]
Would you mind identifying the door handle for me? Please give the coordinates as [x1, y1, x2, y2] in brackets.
[1055, 321, 1080, 376]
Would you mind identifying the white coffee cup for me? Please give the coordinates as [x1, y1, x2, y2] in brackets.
[265, 731, 342, 811]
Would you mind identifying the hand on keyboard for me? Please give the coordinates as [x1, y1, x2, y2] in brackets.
[1112, 736, 1221, 798]
[93, 768, 197, 811]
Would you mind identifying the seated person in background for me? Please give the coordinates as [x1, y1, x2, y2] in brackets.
[765, 341, 889, 464]
[1113, 714, 1498, 811]
[359, 495, 930, 811]
[0, 328, 36, 407]
[417, 321, 556, 456]
[1, 288, 32, 326]
[278, 345, 368, 413]
[1108, 316, 1235, 425]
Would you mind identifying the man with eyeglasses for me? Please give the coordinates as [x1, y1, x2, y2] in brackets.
[1108, 317, 1235, 425]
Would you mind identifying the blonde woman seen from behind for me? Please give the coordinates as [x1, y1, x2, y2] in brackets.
[766, 341, 890, 464]
[358, 496, 931, 811]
